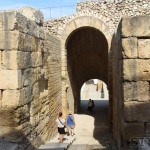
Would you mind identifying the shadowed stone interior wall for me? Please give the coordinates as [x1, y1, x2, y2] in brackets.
[0, 7, 61, 149]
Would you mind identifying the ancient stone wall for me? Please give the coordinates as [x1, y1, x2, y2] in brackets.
[120, 16, 150, 148]
[44, 0, 150, 38]
[0, 7, 61, 149]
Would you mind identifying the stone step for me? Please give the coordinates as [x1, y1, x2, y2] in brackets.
[38, 135, 76, 150]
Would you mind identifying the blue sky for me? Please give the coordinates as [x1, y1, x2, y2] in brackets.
[0, 0, 78, 20]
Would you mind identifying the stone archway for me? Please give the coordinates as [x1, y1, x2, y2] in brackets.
[60, 16, 112, 116]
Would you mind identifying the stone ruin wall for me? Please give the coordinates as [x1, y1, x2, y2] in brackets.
[121, 16, 150, 147]
[0, 8, 62, 149]
[112, 16, 150, 148]
[44, 0, 150, 38]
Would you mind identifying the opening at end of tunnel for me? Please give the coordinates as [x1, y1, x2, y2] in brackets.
[80, 79, 109, 120]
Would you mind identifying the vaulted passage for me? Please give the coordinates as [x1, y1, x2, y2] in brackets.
[66, 27, 108, 113]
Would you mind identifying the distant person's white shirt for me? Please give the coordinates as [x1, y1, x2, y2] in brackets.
[56, 118, 65, 128]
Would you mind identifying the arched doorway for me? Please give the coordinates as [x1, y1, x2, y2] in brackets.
[60, 16, 119, 148]
[66, 26, 108, 113]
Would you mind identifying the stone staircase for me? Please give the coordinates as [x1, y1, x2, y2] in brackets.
[38, 135, 76, 150]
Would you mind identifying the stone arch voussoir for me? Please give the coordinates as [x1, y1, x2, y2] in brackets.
[61, 16, 112, 50]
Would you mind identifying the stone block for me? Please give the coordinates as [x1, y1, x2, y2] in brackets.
[123, 81, 149, 102]
[121, 122, 145, 141]
[24, 34, 39, 52]
[2, 51, 31, 69]
[0, 108, 19, 126]
[0, 11, 19, 31]
[0, 31, 41, 52]
[31, 52, 42, 67]
[22, 68, 37, 86]
[122, 16, 150, 37]
[2, 90, 20, 108]
[0, 70, 22, 89]
[122, 37, 137, 58]
[138, 39, 150, 58]
[0, 11, 44, 39]
[123, 59, 150, 81]
[2, 87, 32, 107]
[18, 7, 44, 26]
[124, 101, 150, 122]
[20, 86, 32, 106]
[0, 31, 20, 50]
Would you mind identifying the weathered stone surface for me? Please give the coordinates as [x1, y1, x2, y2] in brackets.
[20, 86, 32, 106]
[22, 68, 37, 86]
[0, 31, 20, 50]
[30, 100, 40, 117]
[123, 59, 150, 81]
[18, 7, 44, 25]
[123, 81, 149, 102]
[32, 82, 40, 99]
[2, 90, 20, 107]
[31, 52, 42, 67]
[122, 38, 137, 58]
[24, 34, 39, 52]
[0, 108, 19, 126]
[2, 86, 32, 107]
[124, 101, 150, 122]
[121, 122, 145, 141]
[0, 11, 20, 31]
[0, 11, 45, 39]
[138, 39, 150, 58]
[0, 70, 22, 89]
[122, 16, 150, 37]
[16, 105, 30, 124]
[44, 0, 150, 38]
[2, 51, 31, 69]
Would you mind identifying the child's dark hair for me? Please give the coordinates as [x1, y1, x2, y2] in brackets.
[59, 112, 62, 117]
